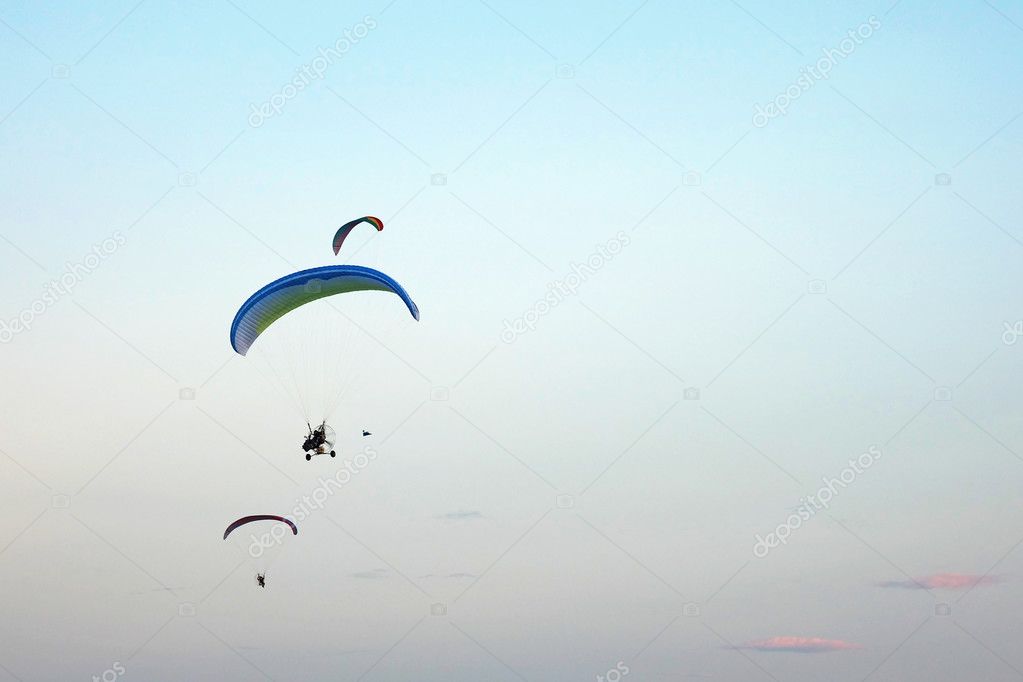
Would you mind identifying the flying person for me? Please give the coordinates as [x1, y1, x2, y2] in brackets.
[222, 520, 294, 590]
[229, 264, 420, 463]
[303, 422, 326, 452]
[302, 422, 337, 460]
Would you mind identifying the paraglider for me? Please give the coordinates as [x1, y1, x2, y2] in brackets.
[303, 421, 336, 460]
[230, 264, 419, 357]
[223, 517, 295, 589]
[223, 515, 298, 540]
[332, 216, 383, 255]
[230, 263, 419, 461]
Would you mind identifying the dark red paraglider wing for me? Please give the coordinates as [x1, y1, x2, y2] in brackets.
[223, 515, 298, 540]
[332, 216, 384, 255]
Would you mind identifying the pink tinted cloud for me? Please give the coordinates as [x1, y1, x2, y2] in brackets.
[877, 573, 1001, 590]
[741, 636, 862, 653]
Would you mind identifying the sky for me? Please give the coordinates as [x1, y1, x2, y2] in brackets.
[1, 0, 1022, 680]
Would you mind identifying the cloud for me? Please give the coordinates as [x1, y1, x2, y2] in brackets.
[741, 637, 862, 653]
[439, 509, 482, 519]
[418, 572, 478, 580]
[350, 568, 388, 579]
[877, 573, 1000, 590]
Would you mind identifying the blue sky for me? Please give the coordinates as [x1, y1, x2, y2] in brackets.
[1, 1, 1023, 680]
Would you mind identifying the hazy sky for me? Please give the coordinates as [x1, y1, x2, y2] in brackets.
[2, 1, 1022, 680]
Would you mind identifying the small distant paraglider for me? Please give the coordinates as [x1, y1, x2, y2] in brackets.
[332, 216, 383, 255]
[223, 516, 297, 590]
[223, 515, 298, 541]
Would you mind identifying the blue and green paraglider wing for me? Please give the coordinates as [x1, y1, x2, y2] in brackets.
[230, 265, 419, 356]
